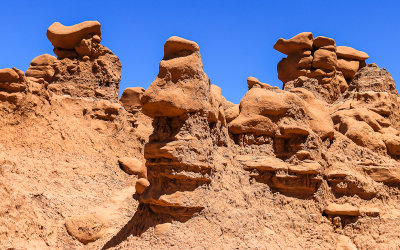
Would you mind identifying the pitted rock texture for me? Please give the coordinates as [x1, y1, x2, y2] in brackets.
[42, 21, 122, 101]
[3, 23, 400, 250]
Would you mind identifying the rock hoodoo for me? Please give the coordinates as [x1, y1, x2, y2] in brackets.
[139, 36, 227, 220]
[27, 21, 123, 101]
[275, 32, 369, 102]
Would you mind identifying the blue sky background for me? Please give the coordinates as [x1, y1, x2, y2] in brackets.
[0, 1, 399, 104]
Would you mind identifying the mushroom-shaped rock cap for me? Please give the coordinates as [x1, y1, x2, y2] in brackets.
[47, 21, 101, 49]
[164, 36, 199, 59]
[336, 46, 369, 60]
[273, 32, 314, 55]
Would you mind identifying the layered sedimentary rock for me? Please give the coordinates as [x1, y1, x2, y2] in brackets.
[275, 32, 369, 103]
[0, 67, 27, 104]
[139, 36, 226, 219]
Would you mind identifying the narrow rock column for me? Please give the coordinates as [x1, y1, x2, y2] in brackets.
[140, 36, 226, 220]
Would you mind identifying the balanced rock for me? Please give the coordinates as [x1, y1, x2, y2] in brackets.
[163, 36, 199, 59]
[47, 21, 101, 50]
[273, 32, 313, 55]
[336, 46, 369, 61]
[140, 36, 226, 219]
[43, 20, 122, 101]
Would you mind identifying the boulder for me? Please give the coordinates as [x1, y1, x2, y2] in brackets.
[120, 87, 145, 111]
[29, 54, 57, 66]
[337, 58, 359, 79]
[118, 157, 147, 178]
[0, 68, 20, 83]
[163, 36, 199, 59]
[47, 21, 101, 49]
[324, 203, 360, 216]
[312, 48, 337, 70]
[247, 76, 276, 90]
[273, 32, 314, 55]
[135, 178, 150, 195]
[313, 36, 336, 48]
[385, 137, 400, 156]
[277, 51, 313, 83]
[65, 214, 108, 244]
[336, 46, 369, 60]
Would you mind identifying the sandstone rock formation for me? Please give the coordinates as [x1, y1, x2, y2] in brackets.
[3, 22, 400, 250]
[139, 36, 227, 220]
[36, 21, 122, 101]
[275, 32, 369, 103]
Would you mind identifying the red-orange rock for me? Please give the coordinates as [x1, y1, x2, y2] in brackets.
[0, 68, 20, 83]
[120, 87, 145, 111]
[313, 36, 336, 48]
[273, 32, 313, 55]
[141, 36, 217, 120]
[47, 21, 101, 49]
[312, 48, 337, 70]
[336, 46, 369, 60]
[337, 58, 359, 79]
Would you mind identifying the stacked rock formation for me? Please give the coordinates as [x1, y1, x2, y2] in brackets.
[24, 21, 122, 101]
[275, 32, 368, 102]
[0, 68, 26, 105]
[139, 36, 227, 220]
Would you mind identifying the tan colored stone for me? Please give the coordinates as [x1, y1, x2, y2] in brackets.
[325, 203, 360, 216]
[65, 214, 108, 244]
[118, 157, 146, 178]
[136, 178, 150, 194]
[163, 36, 199, 59]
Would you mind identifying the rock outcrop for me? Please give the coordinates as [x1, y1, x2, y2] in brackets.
[139, 36, 226, 220]
[3, 21, 400, 250]
[275, 32, 369, 103]
[26, 21, 123, 101]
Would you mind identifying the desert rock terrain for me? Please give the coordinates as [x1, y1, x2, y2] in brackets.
[1, 21, 400, 249]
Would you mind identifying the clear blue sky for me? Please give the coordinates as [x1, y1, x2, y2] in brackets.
[1, 1, 399, 104]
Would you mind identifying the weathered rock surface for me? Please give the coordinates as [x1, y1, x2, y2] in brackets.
[3, 23, 400, 250]
[139, 36, 226, 220]
[42, 21, 122, 101]
[275, 32, 369, 102]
